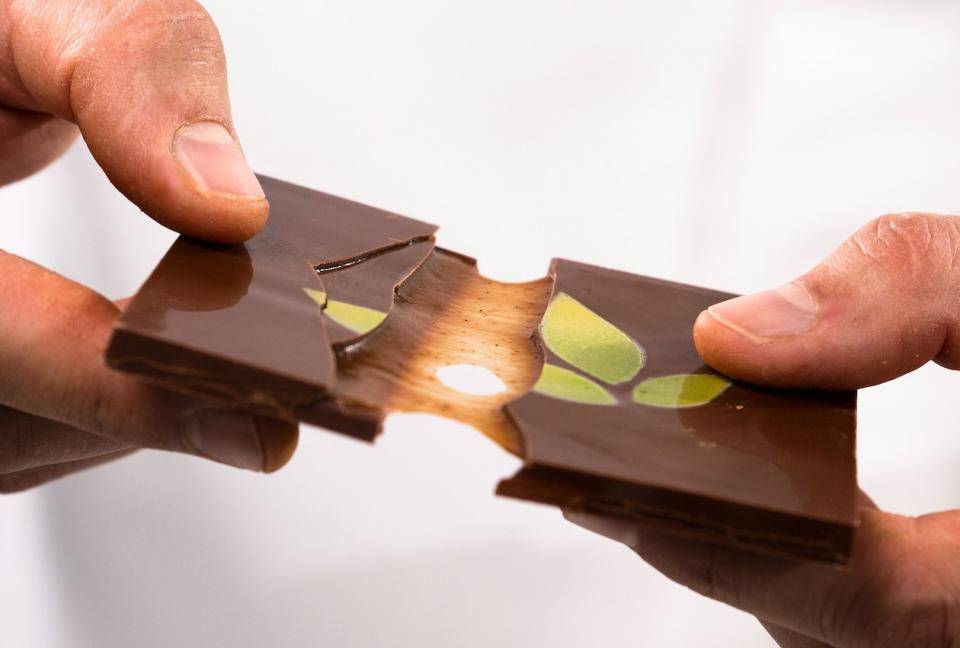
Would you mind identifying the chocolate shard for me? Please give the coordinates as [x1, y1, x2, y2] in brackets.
[498, 259, 858, 564]
[313, 239, 436, 345]
[259, 176, 438, 268]
[107, 175, 436, 435]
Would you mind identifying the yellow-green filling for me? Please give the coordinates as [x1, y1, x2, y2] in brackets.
[533, 363, 616, 405]
[302, 287, 388, 335]
[631, 373, 731, 408]
[541, 292, 644, 385]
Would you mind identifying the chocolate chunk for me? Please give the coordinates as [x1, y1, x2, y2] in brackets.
[314, 240, 435, 345]
[107, 175, 436, 433]
[497, 259, 857, 563]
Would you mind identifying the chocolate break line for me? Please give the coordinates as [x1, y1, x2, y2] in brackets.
[314, 235, 436, 273]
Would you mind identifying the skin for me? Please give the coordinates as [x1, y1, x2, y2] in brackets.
[4, 4, 956, 643]
[0, 0, 298, 489]
[567, 213, 960, 647]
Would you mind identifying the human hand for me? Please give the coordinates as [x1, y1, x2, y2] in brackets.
[0, 0, 297, 491]
[567, 214, 960, 647]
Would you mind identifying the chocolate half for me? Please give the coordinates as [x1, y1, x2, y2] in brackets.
[108, 175, 436, 436]
[498, 260, 857, 563]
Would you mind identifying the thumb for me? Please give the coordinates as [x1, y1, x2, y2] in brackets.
[6, 0, 266, 243]
[695, 213, 960, 389]
[0, 250, 298, 473]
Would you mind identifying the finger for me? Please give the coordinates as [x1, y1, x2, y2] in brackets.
[2, 0, 267, 243]
[694, 213, 960, 389]
[0, 106, 78, 186]
[565, 506, 960, 646]
[0, 449, 135, 493]
[0, 250, 298, 472]
[760, 619, 833, 648]
[0, 405, 130, 473]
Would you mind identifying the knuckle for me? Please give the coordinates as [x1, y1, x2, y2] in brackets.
[86, 382, 115, 438]
[833, 564, 960, 648]
[843, 213, 960, 279]
[117, 0, 224, 53]
[697, 545, 747, 609]
[77, 377, 145, 445]
[13, 0, 227, 117]
[47, 366, 125, 440]
[78, 0, 227, 81]
[84, 379, 182, 452]
[861, 606, 956, 648]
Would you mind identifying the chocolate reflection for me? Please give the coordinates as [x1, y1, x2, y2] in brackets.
[678, 383, 856, 526]
[130, 241, 253, 314]
[108, 176, 437, 426]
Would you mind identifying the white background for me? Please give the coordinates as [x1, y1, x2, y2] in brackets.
[3, 1, 960, 646]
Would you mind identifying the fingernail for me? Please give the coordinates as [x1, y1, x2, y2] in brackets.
[707, 282, 818, 343]
[184, 409, 264, 471]
[174, 122, 265, 198]
[563, 510, 641, 547]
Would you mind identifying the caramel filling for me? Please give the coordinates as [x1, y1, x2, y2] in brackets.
[331, 250, 552, 455]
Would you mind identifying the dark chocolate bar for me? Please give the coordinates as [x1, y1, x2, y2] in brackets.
[106, 176, 858, 563]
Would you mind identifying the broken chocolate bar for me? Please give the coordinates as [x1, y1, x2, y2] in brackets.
[498, 260, 857, 563]
[106, 175, 858, 564]
[108, 176, 437, 439]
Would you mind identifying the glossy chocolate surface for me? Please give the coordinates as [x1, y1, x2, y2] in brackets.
[498, 260, 857, 563]
[108, 175, 436, 433]
[319, 239, 435, 345]
[108, 177, 858, 563]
